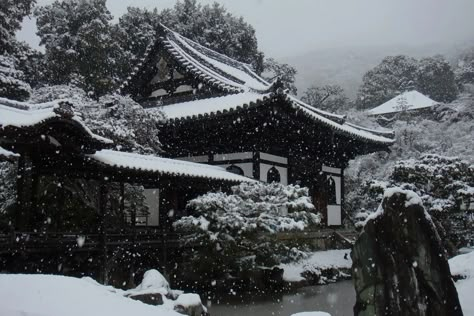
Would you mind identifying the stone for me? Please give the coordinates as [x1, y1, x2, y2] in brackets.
[174, 293, 208, 316]
[128, 293, 163, 305]
[351, 188, 463, 316]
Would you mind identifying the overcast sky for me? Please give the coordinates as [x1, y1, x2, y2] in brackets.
[18, 0, 474, 59]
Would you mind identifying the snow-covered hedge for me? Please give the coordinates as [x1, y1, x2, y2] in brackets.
[173, 182, 320, 280]
[354, 154, 474, 247]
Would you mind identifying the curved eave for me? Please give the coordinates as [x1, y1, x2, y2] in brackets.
[163, 93, 395, 146]
[89, 158, 256, 184]
[0, 116, 113, 150]
[162, 37, 244, 94]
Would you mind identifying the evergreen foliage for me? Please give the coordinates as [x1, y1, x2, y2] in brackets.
[0, 55, 31, 101]
[357, 55, 458, 109]
[159, 0, 262, 69]
[173, 182, 320, 279]
[416, 56, 458, 103]
[301, 84, 348, 112]
[34, 0, 121, 97]
[0, 0, 36, 54]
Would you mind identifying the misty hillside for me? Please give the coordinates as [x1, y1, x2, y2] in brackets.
[286, 42, 474, 98]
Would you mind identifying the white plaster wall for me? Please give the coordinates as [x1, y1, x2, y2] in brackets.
[260, 163, 288, 185]
[260, 152, 288, 164]
[175, 85, 193, 93]
[177, 155, 209, 163]
[327, 205, 342, 226]
[218, 163, 253, 178]
[151, 89, 167, 97]
[322, 165, 341, 174]
[143, 189, 160, 226]
[214, 152, 253, 161]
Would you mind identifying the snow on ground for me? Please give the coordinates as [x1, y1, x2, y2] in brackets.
[0, 274, 182, 316]
[291, 312, 331, 316]
[280, 249, 352, 282]
[450, 251, 474, 315]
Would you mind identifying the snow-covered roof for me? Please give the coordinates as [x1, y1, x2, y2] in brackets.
[162, 26, 270, 92]
[119, 24, 271, 94]
[123, 25, 395, 146]
[0, 97, 112, 144]
[368, 90, 438, 116]
[0, 146, 19, 161]
[153, 91, 395, 145]
[90, 149, 256, 183]
[153, 92, 271, 120]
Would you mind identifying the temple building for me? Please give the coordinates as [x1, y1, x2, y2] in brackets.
[120, 25, 395, 226]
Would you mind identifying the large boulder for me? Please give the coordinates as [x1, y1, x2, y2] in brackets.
[351, 188, 463, 316]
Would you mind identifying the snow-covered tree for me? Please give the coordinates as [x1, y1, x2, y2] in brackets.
[173, 182, 320, 279]
[112, 7, 159, 80]
[301, 84, 348, 112]
[159, 0, 263, 71]
[31, 85, 164, 154]
[416, 55, 458, 103]
[356, 55, 418, 109]
[0, 0, 36, 54]
[262, 58, 298, 95]
[35, 0, 121, 97]
[0, 55, 31, 101]
[11, 41, 45, 88]
[455, 47, 474, 88]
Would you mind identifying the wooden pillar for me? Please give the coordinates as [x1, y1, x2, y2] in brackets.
[119, 182, 125, 223]
[15, 154, 27, 231]
[98, 181, 108, 284]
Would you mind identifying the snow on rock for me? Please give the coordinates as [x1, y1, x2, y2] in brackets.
[173, 293, 207, 316]
[124, 269, 170, 297]
[383, 187, 423, 207]
[0, 274, 182, 316]
[291, 312, 331, 316]
[280, 249, 352, 282]
[174, 293, 202, 308]
[363, 188, 426, 226]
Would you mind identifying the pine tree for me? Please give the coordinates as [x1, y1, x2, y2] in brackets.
[0, 55, 31, 101]
[35, 0, 120, 97]
[416, 55, 458, 103]
[158, 0, 263, 70]
[356, 55, 418, 109]
[0, 0, 36, 55]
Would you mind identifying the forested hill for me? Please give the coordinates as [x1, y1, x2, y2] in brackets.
[285, 41, 474, 98]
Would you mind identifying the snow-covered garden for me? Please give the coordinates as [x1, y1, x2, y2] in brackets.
[2, 0, 474, 315]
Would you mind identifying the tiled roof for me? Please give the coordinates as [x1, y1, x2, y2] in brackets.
[0, 146, 19, 161]
[90, 149, 256, 183]
[0, 97, 112, 144]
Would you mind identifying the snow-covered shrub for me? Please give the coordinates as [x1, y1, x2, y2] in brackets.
[0, 162, 17, 227]
[173, 182, 320, 280]
[31, 85, 165, 154]
[354, 154, 474, 247]
[0, 55, 31, 101]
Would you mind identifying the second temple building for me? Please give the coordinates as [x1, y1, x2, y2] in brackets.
[121, 25, 395, 226]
